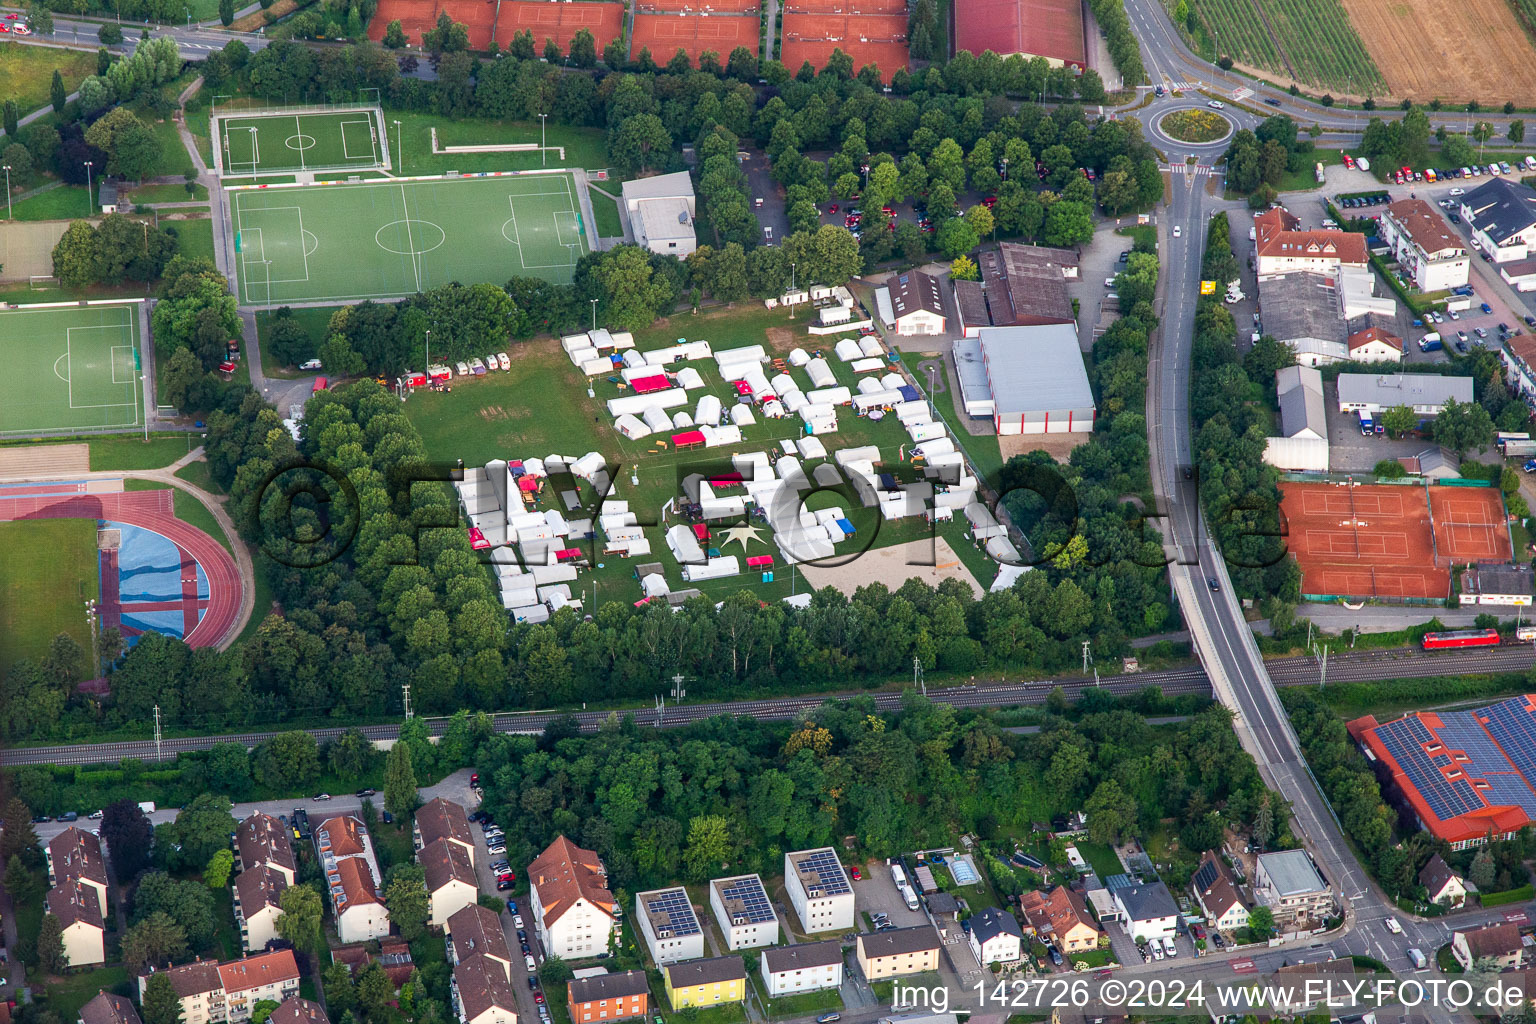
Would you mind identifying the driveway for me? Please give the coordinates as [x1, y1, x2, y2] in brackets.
[1322, 378, 1434, 473]
[742, 148, 787, 245]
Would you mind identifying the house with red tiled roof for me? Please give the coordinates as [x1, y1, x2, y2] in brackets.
[78, 992, 141, 1024]
[47, 881, 105, 967]
[233, 865, 288, 952]
[236, 813, 296, 885]
[315, 816, 388, 942]
[267, 999, 328, 1024]
[421, 837, 479, 928]
[414, 798, 476, 868]
[138, 950, 300, 1024]
[528, 836, 617, 959]
[1255, 207, 1368, 278]
[47, 827, 109, 910]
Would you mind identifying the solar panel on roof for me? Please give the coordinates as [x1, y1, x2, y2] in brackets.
[718, 876, 775, 924]
[795, 850, 850, 896]
[1192, 860, 1218, 892]
[1377, 718, 1483, 820]
[643, 889, 700, 936]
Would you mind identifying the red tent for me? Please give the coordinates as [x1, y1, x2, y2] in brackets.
[692, 523, 711, 541]
[467, 527, 490, 550]
[747, 555, 774, 568]
[672, 430, 706, 449]
[632, 374, 671, 394]
[518, 476, 539, 492]
[555, 548, 584, 562]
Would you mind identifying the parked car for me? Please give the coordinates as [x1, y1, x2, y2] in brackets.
[508, 900, 519, 913]
[1482, 302, 1494, 314]
[355, 788, 375, 798]
[497, 877, 514, 891]
[300, 359, 323, 370]
[525, 955, 537, 971]
[312, 793, 331, 801]
[850, 866, 861, 880]
[513, 914, 525, 929]
[1450, 187, 1465, 196]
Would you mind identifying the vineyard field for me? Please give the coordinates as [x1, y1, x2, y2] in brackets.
[1191, 0, 1385, 95]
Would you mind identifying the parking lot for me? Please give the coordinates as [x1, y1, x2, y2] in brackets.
[466, 800, 550, 1024]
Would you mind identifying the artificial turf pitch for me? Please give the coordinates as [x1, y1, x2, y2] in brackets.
[0, 304, 142, 435]
[231, 174, 588, 305]
[217, 109, 386, 175]
[0, 518, 99, 678]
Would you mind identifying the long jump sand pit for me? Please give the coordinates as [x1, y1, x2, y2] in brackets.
[1341, 0, 1536, 101]
[797, 536, 984, 598]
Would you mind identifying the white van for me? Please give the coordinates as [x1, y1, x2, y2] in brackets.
[1163, 936, 1178, 957]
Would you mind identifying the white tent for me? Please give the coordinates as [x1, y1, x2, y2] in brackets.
[701, 495, 747, 520]
[538, 583, 573, 603]
[620, 363, 666, 383]
[859, 335, 884, 357]
[734, 452, 773, 480]
[777, 456, 806, 487]
[607, 388, 688, 416]
[600, 510, 638, 531]
[588, 328, 615, 349]
[857, 377, 885, 395]
[788, 347, 811, 367]
[926, 452, 964, 471]
[781, 390, 808, 413]
[881, 372, 906, 391]
[799, 437, 828, 459]
[666, 524, 705, 564]
[808, 385, 852, 406]
[640, 573, 670, 598]
[572, 453, 605, 480]
[560, 333, 591, 353]
[695, 394, 723, 423]
[610, 331, 637, 350]
[682, 556, 740, 581]
[568, 345, 598, 367]
[582, 357, 615, 376]
[744, 371, 773, 399]
[851, 357, 884, 374]
[675, 367, 705, 389]
[714, 344, 765, 365]
[672, 411, 695, 428]
[701, 424, 742, 446]
[812, 463, 843, 487]
[853, 389, 901, 411]
[771, 373, 797, 394]
[896, 401, 931, 424]
[836, 445, 881, 467]
[529, 564, 579, 584]
[907, 420, 947, 443]
[762, 399, 786, 418]
[642, 406, 673, 432]
[730, 404, 757, 426]
[914, 437, 956, 459]
[543, 509, 570, 535]
[834, 338, 862, 362]
[511, 604, 550, 624]
[806, 357, 837, 388]
[623, 349, 648, 369]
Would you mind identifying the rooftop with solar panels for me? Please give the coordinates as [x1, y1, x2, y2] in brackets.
[711, 874, 775, 923]
[788, 848, 852, 896]
[637, 887, 701, 937]
[1349, 694, 1536, 846]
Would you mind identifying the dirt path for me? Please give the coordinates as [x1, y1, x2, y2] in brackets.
[797, 536, 983, 597]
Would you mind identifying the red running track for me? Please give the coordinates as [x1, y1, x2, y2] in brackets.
[0, 488, 241, 649]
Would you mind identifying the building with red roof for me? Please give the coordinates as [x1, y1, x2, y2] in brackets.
[953, 0, 1084, 68]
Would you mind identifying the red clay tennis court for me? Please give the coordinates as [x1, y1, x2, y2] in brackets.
[636, 0, 757, 12]
[494, 0, 624, 50]
[631, 12, 760, 62]
[1279, 480, 1447, 600]
[780, 11, 907, 80]
[1430, 486, 1513, 564]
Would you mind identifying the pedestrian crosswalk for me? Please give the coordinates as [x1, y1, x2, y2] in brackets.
[1167, 164, 1213, 177]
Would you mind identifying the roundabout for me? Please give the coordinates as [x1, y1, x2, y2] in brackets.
[1154, 107, 1235, 147]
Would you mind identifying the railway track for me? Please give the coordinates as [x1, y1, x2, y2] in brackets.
[5, 643, 1532, 767]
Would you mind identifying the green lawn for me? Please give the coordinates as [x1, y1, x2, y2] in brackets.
[84, 433, 197, 470]
[0, 518, 99, 678]
[173, 216, 216, 265]
[139, 115, 197, 179]
[183, 106, 216, 167]
[175, 457, 227, 495]
[0, 42, 98, 116]
[174, 487, 234, 557]
[255, 305, 343, 378]
[1275, 147, 1345, 193]
[399, 113, 613, 177]
[921, 355, 1002, 483]
[749, 974, 843, 1017]
[870, 972, 943, 1004]
[38, 964, 132, 1017]
[0, 303, 143, 435]
[1073, 842, 1125, 879]
[589, 188, 624, 237]
[127, 182, 210, 204]
[9, 183, 96, 222]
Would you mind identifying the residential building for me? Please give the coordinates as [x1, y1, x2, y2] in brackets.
[235, 813, 297, 885]
[46, 827, 109, 911]
[783, 848, 856, 934]
[1349, 696, 1536, 848]
[956, 243, 1078, 336]
[879, 270, 947, 336]
[331, 943, 414, 988]
[855, 925, 942, 980]
[451, 953, 518, 1024]
[1254, 850, 1331, 926]
[1458, 563, 1532, 607]
[708, 874, 779, 951]
[268, 1000, 328, 1024]
[1191, 853, 1249, 933]
[1254, 207, 1369, 276]
[1335, 373, 1473, 416]
[621, 172, 697, 258]
[957, 324, 1095, 434]
[233, 865, 288, 952]
[1111, 883, 1179, 942]
[414, 798, 477, 868]
[138, 950, 302, 1024]
[1381, 199, 1470, 292]
[1419, 853, 1468, 909]
[1018, 887, 1100, 954]
[422, 838, 479, 929]
[47, 882, 105, 968]
[634, 887, 705, 965]
[663, 956, 746, 1009]
[315, 816, 389, 943]
[760, 941, 843, 997]
[79, 992, 141, 1024]
[1460, 178, 1536, 291]
[528, 835, 617, 960]
[968, 906, 1024, 964]
[446, 904, 514, 980]
[954, 0, 1085, 67]
[1257, 268, 1398, 367]
[566, 970, 650, 1023]
[1453, 922, 1524, 971]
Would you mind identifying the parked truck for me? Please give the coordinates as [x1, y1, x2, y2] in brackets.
[898, 882, 920, 911]
[137, 801, 156, 814]
[1358, 412, 1374, 435]
[890, 863, 908, 889]
[1408, 948, 1427, 969]
[1418, 333, 1442, 351]
[1315, 162, 1326, 183]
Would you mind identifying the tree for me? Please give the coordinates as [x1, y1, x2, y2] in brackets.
[327, 729, 376, 777]
[317, 334, 366, 378]
[218, 0, 234, 24]
[1043, 200, 1094, 247]
[1084, 779, 1139, 844]
[934, 217, 979, 259]
[964, 204, 994, 239]
[142, 970, 185, 1024]
[51, 69, 66, 113]
[0, 797, 38, 863]
[1512, 121, 1527, 145]
[134, 871, 219, 949]
[538, 955, 573, 986]
[384, 739, 419, 819]
[2, 100, 16, 140]
[683, 814, 732, 880]
[84, 107, 159, 180]
[1473, 120, 1495, 156]
[1381, 404, 1417, 438]
[609, 114, 671, 175]
[100, 798, 153, 880]
[384, 863, 429, 941]
[99, 21, 123, 44]
[203, 849, 234, 889]
[26, 3, 51, 35]
[1470, 845, 1497, 889]
[382, 19, 407, 47]
[157, 793, 237, 870]
[1247, 905, 1275, 939]
[1432, 396, 1494, 456]
[250, 1003, 280, 1024]
[37, 913, 66, 973]
[3, 142, 32, 180]
[277, 882, 324, 952]
[121, 911, 189, 967]
[951, 254, 978, 281]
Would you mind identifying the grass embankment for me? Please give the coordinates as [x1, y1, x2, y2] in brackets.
[0, 43, 98, 115]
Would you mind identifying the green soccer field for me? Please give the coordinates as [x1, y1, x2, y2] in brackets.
[230, 174, 590, 305]
[217, 109, 386, 176]
[0, 304, 143, 436]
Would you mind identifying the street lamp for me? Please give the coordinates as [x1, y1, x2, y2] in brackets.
[425, 328, 431, 371]
[2, 165, 10, 220]
[84, 161, 93, 215]
[139, 373, 148, 441]
[538, 112, 548, 168]
[394, 119, 403, 172]
[590, 297, 598, 330]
